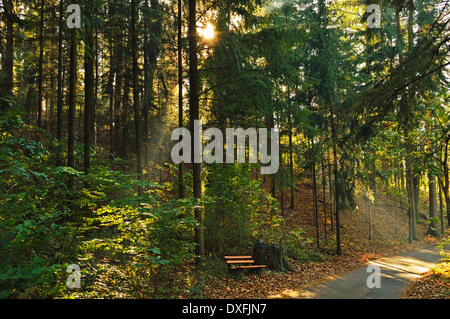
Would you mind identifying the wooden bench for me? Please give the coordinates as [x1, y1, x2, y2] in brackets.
[224, 256, 266, 274]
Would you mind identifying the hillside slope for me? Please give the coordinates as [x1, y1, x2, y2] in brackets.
[196, 178, 435, 299]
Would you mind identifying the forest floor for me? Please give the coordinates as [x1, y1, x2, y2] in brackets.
[403, 262, 450, 299]
[180, 179, 443, 299]
[63, 167, 446, 299]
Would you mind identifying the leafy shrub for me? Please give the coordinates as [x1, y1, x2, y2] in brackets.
[0, 112, 198, 298]
[203, 163, 281, 255]
[283, 227, 324, 262]
[0, 114, 79, 298]
[71, 189, 198, 298]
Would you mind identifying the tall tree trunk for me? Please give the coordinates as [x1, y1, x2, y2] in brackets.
[438, 178, 445, 234]
[405, 152, 419, 242]
[413, 174, 420, 220]
[93, 31, 98, 147]
[330, 104, 341, 255]
[56, 0, 64, 150]
[113, 41, 124, 157]
[427, 172, 440, 237]
[67, 28, 77, 171]
[48, 68, 55, 133]
[1, 0, 15, 111]
[37, 0, 45, 129]
[395, 171, 399, 234]
[143, 0, 150, 182]
[131, 0, 143, 195]
[119, 68, 129, 158]
[322, 157, 327, 242]
[84, 5, 95, 176]
[267, 116, 276, 198]
[368, 198, 372, 240]
[178, 0, 184, 198]
[328, 148, 334, 231]
[442, 140, 450, 226]
[426, 120, 440, 237]
[289, 123, 295, 209]
[189, 0, 205, 261]
[107, 7, 115, 159]
[311, 139, 320, 249]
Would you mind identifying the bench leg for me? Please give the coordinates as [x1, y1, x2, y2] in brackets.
[248, 267, 265, 275]
[229, 268, 245, 278]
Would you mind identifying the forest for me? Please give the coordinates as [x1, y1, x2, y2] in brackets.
[0, 0, 450, 300]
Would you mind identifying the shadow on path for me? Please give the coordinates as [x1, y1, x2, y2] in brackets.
[291, 244, 448, 299]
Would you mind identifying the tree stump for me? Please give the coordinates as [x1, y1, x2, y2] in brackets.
[252, 241, 292, 272]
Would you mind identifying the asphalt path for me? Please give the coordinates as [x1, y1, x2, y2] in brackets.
[294, 244, 449, 299]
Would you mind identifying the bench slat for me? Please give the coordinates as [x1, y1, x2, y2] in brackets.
[225, 255, 266, 273]
[231, 265, 266, 270]
[226, 260, 254, 264]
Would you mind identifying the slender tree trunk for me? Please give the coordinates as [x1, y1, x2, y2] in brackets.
[48, 68, 55, 133]
[368, 198, 372, 240]
[108, 42, 115, 159]
[443, 140, 450, 227]
[107, 7, 115, 159]
[1, 0, 15, 111]
[330, 102, 341, 255]
[366, 198, 372, 240]
[119, 69, 129, 158]
[438, 178, 445, 234]
[84, 7, 95, 176]
[328, 148, 334, 231]
[4, 18, 14, 101]
[396, 196, 399, 234]
[143, 0, 150, 181]
[289, 123, 295, 209]
[189, 0, 205, 261]
[280, 179, 285, 218]
[396, 170, 400, 234]
[405, 152, 419, 242]
[113, 41, 124, 157]
[426, 126, 440, 237]
[55, 0, 64, 146]
[311, 139, 320, 249]
[322, 157, 327, 242]
[37, 0, 45, 129]
[427, 172, 440, 237]
[413, 175, 420, 221]
[93, 31, 98, 147]
[67, 28, 77, 172]
[178, 0, 185, 198]
[131, 0, 143, 195]
[400, 164, 405, 192]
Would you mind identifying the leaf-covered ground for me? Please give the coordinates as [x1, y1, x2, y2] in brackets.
[174, 180, 436, 299]
[403, 261, 450, 299]
[61, 176, 440, 299]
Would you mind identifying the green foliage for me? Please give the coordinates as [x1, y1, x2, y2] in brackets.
[283, 227, 324, 262]
[203, 163, 281, 255]
[74, 194, 197, 298]
[0, 114, 78, 298]
[0, 113, 198, 298]
[439, 236, 450, 262]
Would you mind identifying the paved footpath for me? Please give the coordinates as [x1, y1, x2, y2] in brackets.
[294, 244, 449, 299]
